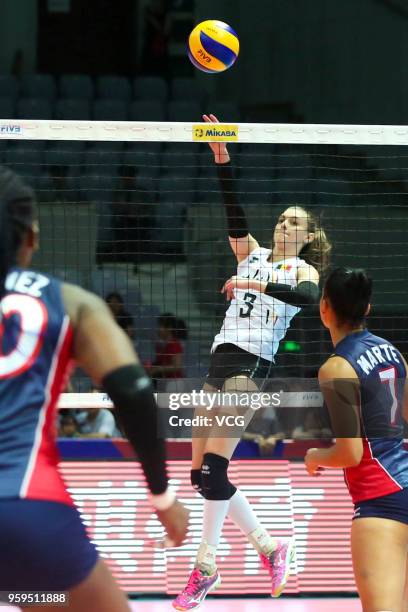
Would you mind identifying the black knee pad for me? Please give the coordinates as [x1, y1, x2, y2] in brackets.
[200, 452, 237, 500]
[191, 468, 205, 497]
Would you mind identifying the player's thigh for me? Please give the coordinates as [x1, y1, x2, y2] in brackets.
[203, 434, 242, 462]
[221, 374, 259, 434]
[22, 559, 130, 612]
[202, 375, 258, 461]
[351, 517, 408, 612]
[191, 382, 218, 469]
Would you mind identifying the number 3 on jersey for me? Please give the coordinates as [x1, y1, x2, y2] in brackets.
[0, 294, 48, 378]
[239, 292, 256, 318]
[239, 292, 277, 326]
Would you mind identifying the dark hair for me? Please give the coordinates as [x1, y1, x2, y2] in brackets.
[297, 207, 331, 275]
[105, 291, 124, 305]
[323, 267, 372, 326]
[158, 312, 188, 340]
[0, 167, 37, 298]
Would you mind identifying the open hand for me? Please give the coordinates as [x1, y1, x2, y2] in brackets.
[156, 499, 190, 548]
[202, 114, 230, 164]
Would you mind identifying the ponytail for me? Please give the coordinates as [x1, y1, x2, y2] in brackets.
[0, 167, 37, 299]
[298, 209, 331, 276]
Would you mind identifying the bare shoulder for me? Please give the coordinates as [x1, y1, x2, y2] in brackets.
[62, 282, 137, 382]
[297, 263, 319, 284]
[319, 355, 358, 382]
[61, 282, 110, 328]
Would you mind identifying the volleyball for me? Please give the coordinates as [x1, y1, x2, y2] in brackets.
[188, 20, 239, 73]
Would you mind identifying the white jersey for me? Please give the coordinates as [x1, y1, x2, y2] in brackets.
[212, 247, 309, 361]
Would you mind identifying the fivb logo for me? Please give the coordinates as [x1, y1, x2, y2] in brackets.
[0, 125, 22, 135]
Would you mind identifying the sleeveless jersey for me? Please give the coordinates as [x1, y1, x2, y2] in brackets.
[0, 267, 74, 505]
[212, 248, 308, 361]
[334, 329, 408, 503]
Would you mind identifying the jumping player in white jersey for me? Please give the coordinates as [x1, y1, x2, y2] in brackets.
[173, 116, 332, 610]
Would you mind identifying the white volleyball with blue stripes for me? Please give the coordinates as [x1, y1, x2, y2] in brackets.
[188, 20, 239, 73]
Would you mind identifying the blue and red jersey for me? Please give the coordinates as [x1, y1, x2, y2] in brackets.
[333, 329, 408, 503]
[0, 267, 74, 505]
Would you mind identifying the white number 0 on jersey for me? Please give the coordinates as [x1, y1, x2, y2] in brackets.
[0, 293, 48, 379]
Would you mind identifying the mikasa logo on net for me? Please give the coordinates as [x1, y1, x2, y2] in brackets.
[193, 124, 238, 142]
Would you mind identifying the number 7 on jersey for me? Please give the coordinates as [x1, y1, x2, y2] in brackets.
[379, 366, 398, 424]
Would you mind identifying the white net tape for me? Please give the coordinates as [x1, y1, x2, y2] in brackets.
[57, 391, 323, 409]
[2, 119, 408, 145]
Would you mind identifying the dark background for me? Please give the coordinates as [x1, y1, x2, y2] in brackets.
[0, 0, 407, 124]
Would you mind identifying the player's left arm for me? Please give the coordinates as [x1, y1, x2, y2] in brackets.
[221, 263, 320, 306]
[305, 356, 363, 475]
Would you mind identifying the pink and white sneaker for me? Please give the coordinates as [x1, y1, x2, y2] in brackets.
[172, 567, 221, 610]
[260, 537, 295, 598]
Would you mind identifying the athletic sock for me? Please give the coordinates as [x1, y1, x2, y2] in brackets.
[195, 499, 230, 574]
[228, 488, 276, 555]
[195, 541, 218, 576]
[247, 526, 277, 556]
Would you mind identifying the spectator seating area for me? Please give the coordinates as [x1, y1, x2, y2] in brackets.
[0, 73, 245, 253]
[55, 264, 204, 390]
[0, 73, 241, 121]
[3, 73, 375, 255]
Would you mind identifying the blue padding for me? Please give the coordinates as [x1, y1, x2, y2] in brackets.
[58, 439, 123, 459]
[233, 439, 285, 459]
[233, 440, 260, 458]
[199, 31, 237, 68]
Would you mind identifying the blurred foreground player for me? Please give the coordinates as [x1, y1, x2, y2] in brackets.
[305, 268, 408, 612]
[0, 167, 189, 612]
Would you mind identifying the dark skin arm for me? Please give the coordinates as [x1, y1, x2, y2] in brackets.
[62, 283, 189, 547]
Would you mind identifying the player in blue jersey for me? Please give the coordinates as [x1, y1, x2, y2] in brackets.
[0, 167, 189, 611]
[305, 267, 408, 612]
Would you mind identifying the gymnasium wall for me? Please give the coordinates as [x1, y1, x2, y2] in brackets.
[0, 0, 37, 74]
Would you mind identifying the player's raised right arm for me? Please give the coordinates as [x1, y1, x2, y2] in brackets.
[203, 113, 259, 263]
[62, 283, 189, 547]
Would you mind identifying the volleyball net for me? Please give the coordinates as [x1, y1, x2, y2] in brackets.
[1, 119, 408, 416]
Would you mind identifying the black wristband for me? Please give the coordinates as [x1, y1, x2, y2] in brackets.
[264, 280, 320, 307]
[217, 162, 249, 238]
[102, 364, 168, 495]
